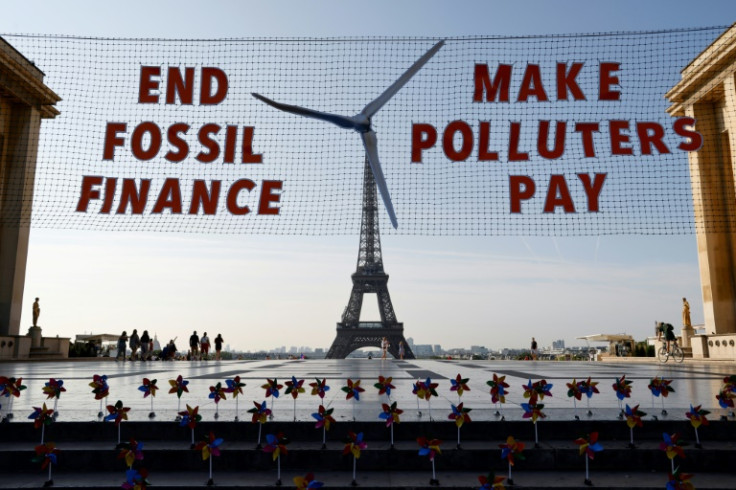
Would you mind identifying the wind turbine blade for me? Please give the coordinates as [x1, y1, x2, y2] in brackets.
[361, 130, 398, 229]
[252, 93, 358, 130]
[361, 40, 445, 118]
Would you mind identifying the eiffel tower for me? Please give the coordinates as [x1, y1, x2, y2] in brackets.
[325, 158, 415, 359]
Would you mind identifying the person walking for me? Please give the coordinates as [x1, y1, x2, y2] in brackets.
[189, 330, 200, 360]
[140, 330, 150, 361]
[214, 334, 224, 361]
[398, 341, 405, 360]
[531, 337, 538, 360]
[200, 332, 210, 360]
[381, 337, 389, 359]
[129, 329, 140, 361]
[116, 331, 128, 362]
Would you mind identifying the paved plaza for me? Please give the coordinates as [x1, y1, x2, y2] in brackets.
[2, 358, 735, 423]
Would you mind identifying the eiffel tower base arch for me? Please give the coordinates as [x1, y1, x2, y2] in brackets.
[326, 322, 415, 359]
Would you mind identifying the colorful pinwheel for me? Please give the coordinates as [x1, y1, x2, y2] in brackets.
[521, 402, 545, 447]
[661, 432, 686, 473]
[478, 471, 506, 490]
[578, 377, 599, 416]
[412, 379, 427, 416]
[312, 404, 336, 449]
[612, 375, 632, 414]
[309, 378, 330, 402]
[448, 402, 472, 448]
[574, 432, 603, 485]
[716, 386, 735, 409]
[450, 373, 470, 400]
[89, 374, 109, 417]
[285, 376, 305, 421]
[117, 438, 144, 469]
[522, 378, 553, 404]
[417, 437, 442, 485]
[343, 431, 367, 485]
[263, 432, 289, 486]
[648, 376, 675, 416]
[379, 401, 403, 448]
[179, 404, 201, 446]
[342, 379, 365, 421]
[33, 442, 59, 486]
[168, 375, 189, 417]
[247, 400, 271, 448]
[374, 376, 396, 399]
[499, 436, 525, 485]
[105, 399, 130, 444]
[487, 374, 510, 419]
[122, 468, 150, 490]
[138, 378, 158, 418]
[293, 473, 324, 490]
[624, 404, 646, 448]
[28, 402, 54, 443]
[208, 381, 227, 419]
[685, 404, 710, 448]
[262, 378, 283, 419]
[667, 466, 695, 490]
[194, 431, 223, 486]
[42, 378, 66, 416]
[225, 376, 245, 419]
[417, 377, 439, 420]
[566, 378, 584, 419]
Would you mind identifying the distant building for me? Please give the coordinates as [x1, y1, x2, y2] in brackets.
[552, 339, 565, 349]
[407, 337, 415, 350]
[414, 344, 434, 357]
[433, 344, 442, 355]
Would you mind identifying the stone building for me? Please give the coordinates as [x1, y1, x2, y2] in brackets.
[0, 36, 65, 359]
[667, 24, 736, 360]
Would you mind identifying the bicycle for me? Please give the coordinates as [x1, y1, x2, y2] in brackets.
[657, 340, 684, 363]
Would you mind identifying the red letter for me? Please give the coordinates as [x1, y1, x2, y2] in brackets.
[673, 116, 703, 152]
[258, 180, 282, 215]
[509, 175, 535, 213]
[103, 122, 127, 160]
[166, 67, 194, 105]
[223, 126, 238, 164]
[636, 122, 669, 155]
[574, 122, 599, 157]
[508, 122, 529, 161]
[100, 177, 117, 214]
[227, 179, 256, 215]
[478, 121, 498, 161]
[599, 63, 620, 101]
[189, 180, 221, 215]
[442, 120, 474, 162]
[131, 122, 162, 160]
[116, 179, 151, 214]
[165, 123, 190, 162]
[544, 175, 575, 213]
[411, 123, 438, 163]
[577, 173, 606, 212]
[473, 64, 512, 102]
[241, 127, 263, 164]
[196, 124, 221, 163]
[556, 62, 585, 100]
[152, 178, 183, 214]
[76, 176, 104, 212]
[537, 121, 566, 159]
[139, 66, 160, 104]
[200, 67, 228, 105]
[518, 64, 548, 102]
[609, 120, 633, 155]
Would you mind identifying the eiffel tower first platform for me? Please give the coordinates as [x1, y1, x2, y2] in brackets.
[326, 159, 415, 359]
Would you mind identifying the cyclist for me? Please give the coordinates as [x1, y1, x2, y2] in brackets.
[657, 321, 676, 352]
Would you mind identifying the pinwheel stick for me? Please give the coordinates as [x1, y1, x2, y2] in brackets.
[390, 424, 394, 447]
[47, 460, 52, 486]
[585, 455, 590, 483]
[322, 425, 326, 448]
[661, 396, 666, 415]
[52, 398, 58, 415]
[586, 397, 592, 416]
[277, 455, 281, 483]
[427, 399, 432, 421]
[352, 456, 357, 485]
[573, 399, 578, 419]
[629, 427, 634, 447]
[41, 424, 45, 445]
[257, 424, 263, 449]
[457, 426, 461, 448]
[191, 428, 195, 447]
[670, 458, 675, 474]
[416, 396, 421, 416]
[352, 400, 356, 422]
[235, 397, 239, 421]
[508, 460, 513, 484]
[117, 424, 121, 445]
[694, 426, 701, 447]
[209, 453, 213, 481]
[177, 398, 181, 417]
[431, 459, 437, 483]
[98, 400, 103, 418]
[150, 397, 155, 417]
[293, 398, 297, 422]
[534, 421, 539, 446]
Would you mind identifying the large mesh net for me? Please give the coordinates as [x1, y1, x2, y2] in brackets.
[0, 27, 732, 235]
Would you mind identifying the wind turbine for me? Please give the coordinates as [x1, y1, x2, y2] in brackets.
[252, 40, 445, 229]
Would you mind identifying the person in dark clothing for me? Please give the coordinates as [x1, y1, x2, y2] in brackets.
[214, 334, 224, 361]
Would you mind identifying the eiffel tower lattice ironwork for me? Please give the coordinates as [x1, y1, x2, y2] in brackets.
[326, 159, 415, 359]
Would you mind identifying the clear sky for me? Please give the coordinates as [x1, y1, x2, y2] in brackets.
[2, 1, 736, 352]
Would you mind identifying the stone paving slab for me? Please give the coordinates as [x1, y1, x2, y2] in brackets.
[1, 359, 735, 423]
